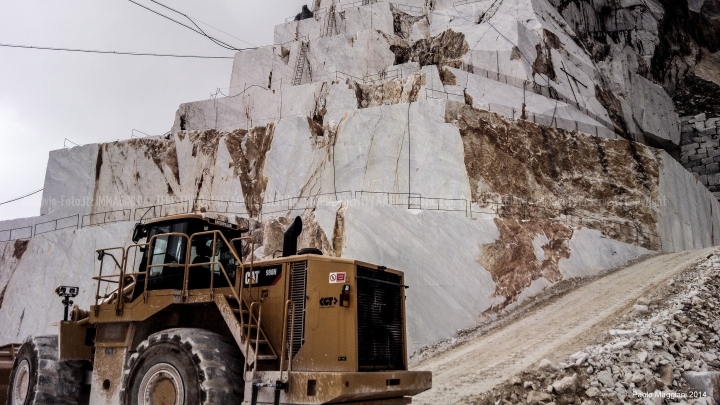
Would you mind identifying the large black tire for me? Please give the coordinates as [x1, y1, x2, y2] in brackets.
[120, 328, 244, 405]
[6, 336, 83, 405]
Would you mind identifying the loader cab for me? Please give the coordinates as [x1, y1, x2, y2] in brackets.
[130, 215, 247, 300]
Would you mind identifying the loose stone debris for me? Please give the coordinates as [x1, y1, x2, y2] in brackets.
[469, 253, 720, 405]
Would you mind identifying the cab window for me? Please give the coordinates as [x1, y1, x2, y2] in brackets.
[148, 222, 187, 277]
[189, 236, 238, 281]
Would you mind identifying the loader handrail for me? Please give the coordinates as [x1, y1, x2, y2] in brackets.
[95, 231, 256, 317]
[231, 236, 255, 304]
[185, 231, 236, 301]
[94, 230, 280, 361]
[93, 246, 125, 315]
[279, 299, 296, 383]
[244, 302, 261, 381]
[94, 243, 151, 315]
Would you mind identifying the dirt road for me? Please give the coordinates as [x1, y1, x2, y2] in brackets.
[413, 248, 717, 405]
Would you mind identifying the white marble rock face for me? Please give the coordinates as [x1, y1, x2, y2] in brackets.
[0, 0, 716, 351]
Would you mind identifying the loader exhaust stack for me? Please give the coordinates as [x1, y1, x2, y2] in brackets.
[282, 216, 303, 257]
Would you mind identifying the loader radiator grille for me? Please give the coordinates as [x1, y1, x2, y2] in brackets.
[356, 266, 405, 371]
[287, 261, 307, 358]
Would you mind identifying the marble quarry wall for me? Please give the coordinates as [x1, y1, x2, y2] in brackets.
[2, 100, 719, 350]
[680, 114, 720, 200]
[1, 0, 719, 352]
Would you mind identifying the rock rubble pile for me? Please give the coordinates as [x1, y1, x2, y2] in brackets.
[473, 252, 720, 405]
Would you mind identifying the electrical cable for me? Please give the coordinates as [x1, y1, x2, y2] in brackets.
[127, 0, 255, 52]
[0, 43, 234, 59]
[146, 0, 251, 50]
[213, 84, 269, 99]
[0, 189, 43, 206]
[126, 0, 238, 50]
[183, 14, 256, 48]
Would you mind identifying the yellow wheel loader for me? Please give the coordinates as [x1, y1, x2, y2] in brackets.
[2, 214, 431, 405]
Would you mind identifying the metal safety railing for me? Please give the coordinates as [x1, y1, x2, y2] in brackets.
[0, 199, 195, 242]
[341, 0, 380, 11]
[390, 2, 423, 14]
[2, 189, 661, 251]
[452, 62, 617, 131]
[262, 191, 353, 216]
[82, 209, 131, 228]
[425, 84, 620, 139]
[0, 226, 32, 242]
[34, 215, 80, 236]
[93, 230, 253, 311]
[354, 191, 422, 209]
[134, 201, 191, 221]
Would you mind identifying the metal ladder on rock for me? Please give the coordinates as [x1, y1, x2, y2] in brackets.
[324, 5, 336, 37]
[292, 42, 309, 86]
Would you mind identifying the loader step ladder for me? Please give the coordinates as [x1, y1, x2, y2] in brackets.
[292, 42, 309, 85]
[215, 294, 278, 367]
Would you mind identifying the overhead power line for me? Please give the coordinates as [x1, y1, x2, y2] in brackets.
[127, 0, 255, 52]
[0, 43, 234, 59]
[146, 0, 255, 47]
[0, 189, 43, 206]
[190, 16, 256, 48]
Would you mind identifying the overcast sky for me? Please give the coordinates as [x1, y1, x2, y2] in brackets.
[0, 0, 309, 221]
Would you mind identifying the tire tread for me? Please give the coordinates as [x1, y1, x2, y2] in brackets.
[120, 328, 244, 404]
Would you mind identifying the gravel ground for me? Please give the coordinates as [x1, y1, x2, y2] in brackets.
[412, 248, 719, 405]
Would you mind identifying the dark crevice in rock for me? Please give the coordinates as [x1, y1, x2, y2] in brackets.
[391, 5, 424, 40]
[12, 240, 29, 260]
[464, 91, 474, 106]
[195, 173, 204, 203]
[95, 147, 103, 182]
[594, 84, 629, 138]
[532, 42, 556, 81]
[312, 83, 328, 126]
[440, 67, 457, 85]
[307, 117, 324, 138]
[390, 44, 410, 65]
[594, 136, 610, 175]
[0, 283, 7, 310]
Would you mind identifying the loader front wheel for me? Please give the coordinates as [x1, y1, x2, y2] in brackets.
[6, 336, 83, 405]
[121, 328, 244, 405]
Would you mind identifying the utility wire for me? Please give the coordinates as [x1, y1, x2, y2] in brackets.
[0, 189, 43, 206]
[127, 0, 254, 52]
[0, 43, 234, 59]
[146, 0, 255, 48]
[191, 16, 256, 48]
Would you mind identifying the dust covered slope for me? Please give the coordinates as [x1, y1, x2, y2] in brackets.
[412, 248, 716, 405]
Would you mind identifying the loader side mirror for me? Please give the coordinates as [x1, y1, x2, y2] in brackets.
[132, 223, 148, 243]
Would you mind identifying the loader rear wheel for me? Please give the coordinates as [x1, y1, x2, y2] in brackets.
[6, 336, 83, 405]
[121, 328, 244, 405]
